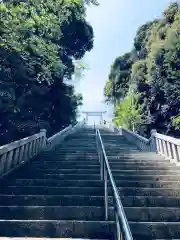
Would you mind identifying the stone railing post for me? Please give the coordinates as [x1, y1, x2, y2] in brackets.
[150, 129, 157, 152]
[40, 129, 47, 148]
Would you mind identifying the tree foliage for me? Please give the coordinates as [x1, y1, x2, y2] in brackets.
[104, 1, 180, 137]
[0, 0, 96, 145]
[104, 52, 133, 104]
[113, 94, 142, 132]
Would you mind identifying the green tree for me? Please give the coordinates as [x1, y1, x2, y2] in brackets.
[113, 94, 142, 132]
[104, 52, 133, 105]
[104, 1, 180, 137]
[0, 0, 96, 144]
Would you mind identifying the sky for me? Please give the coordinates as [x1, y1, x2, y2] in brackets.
[76, 0, 172, 124]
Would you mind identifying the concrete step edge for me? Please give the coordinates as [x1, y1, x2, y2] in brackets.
[0, 220, 114, 223]
[0, 206, 114, 209]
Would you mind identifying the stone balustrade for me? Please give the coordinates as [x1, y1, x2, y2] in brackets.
[108, 123, 180, 165]
[121, 128, 180, 164]
[121, 128, 151, 152]
[0, 121, 85, 179]
[0, 129, 47, 178]
[154, 132, 180, 164]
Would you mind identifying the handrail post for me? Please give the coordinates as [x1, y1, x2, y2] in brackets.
[104, 166, 108, 220]
[116, 212, 122, 240]
[100, 150, 104, 180]
[150, 129, 157, 152]
[40, 129, 47, 148]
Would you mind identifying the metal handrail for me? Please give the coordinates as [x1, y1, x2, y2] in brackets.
[96, 129, 133, 240]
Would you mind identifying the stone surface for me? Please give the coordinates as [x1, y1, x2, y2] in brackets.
[2, 126, 180, 239]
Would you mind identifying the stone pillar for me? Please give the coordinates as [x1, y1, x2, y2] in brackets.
[100, 114, 103, 125]
[85, 114, 88, 123]
[150, 129, 157, 152]
[40, 129, 47, 148]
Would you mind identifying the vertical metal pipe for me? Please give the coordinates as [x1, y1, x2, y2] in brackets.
[100, 151, 104, 180]
[116, 212, 121, 240]
[104, 167, 108, 220]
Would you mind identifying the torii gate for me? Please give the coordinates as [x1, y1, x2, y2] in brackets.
[82, 111, 107, 124]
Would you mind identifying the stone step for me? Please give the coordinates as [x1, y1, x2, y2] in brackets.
[7, 179, 180, 189]
[100, 135, 122, 138]
[107, 154, 165, 159]
[0, 186, 105, 196]
[0, 206, 114, 221]
[31, 164, 100, 169]
[115, 180, 180, 188]
[110, 164, 177, 170]
[109, 161, 175, 167]
[20, 169, 101, 175]
[54, 150, 98, 153]
[0, 195, 110, 206]
[113, 174, 180, 181]
[101, 140, 125, 144]
[53, 146, 96, 149]
[108, 158, 168, 164]
[73, 136, 96, 138]
[13, 172, 180, 181]
[105, 150, 139, 154]
[112, 169, 180, 175]
[130, 222, 180, 239]
[0, 238, 109, 240]
[60, 140, 96, 142]
[58, 152, 98, 155]
[0, 220, 115, 238]
[58, 150, 98, 153]
[109, 161, 171, 167]
[64, 142, 96, 144]
[62, 142, 96, 144]
[103, 140, 127, 143]
[124, 207, 180, 222]
[118, 187, 180, 197]
[5, 179, 103, 188]
[5, 185, 180, 197]
[121, 196, 180, 207]
[103, 142, 131, 145]
[61, 142, 97, 146]
[36, 156, 99, 161]
[44, 154, 98, 158]
[31, 161, 100, 166]
[105, 148, 138, 152]
[9, 174, 101, 180]
[66, 135, 95, 137]
[60, 147, 97, 150]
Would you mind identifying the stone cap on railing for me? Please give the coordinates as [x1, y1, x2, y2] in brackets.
[154, 132, 180, 146]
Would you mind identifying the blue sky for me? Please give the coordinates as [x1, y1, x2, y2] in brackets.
[76, 0, 172, 123]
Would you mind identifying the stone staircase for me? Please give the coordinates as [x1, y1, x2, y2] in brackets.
[100, 129, 180, 239]
[1, 125, 180, 239]
[0, 127, 114, 239]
